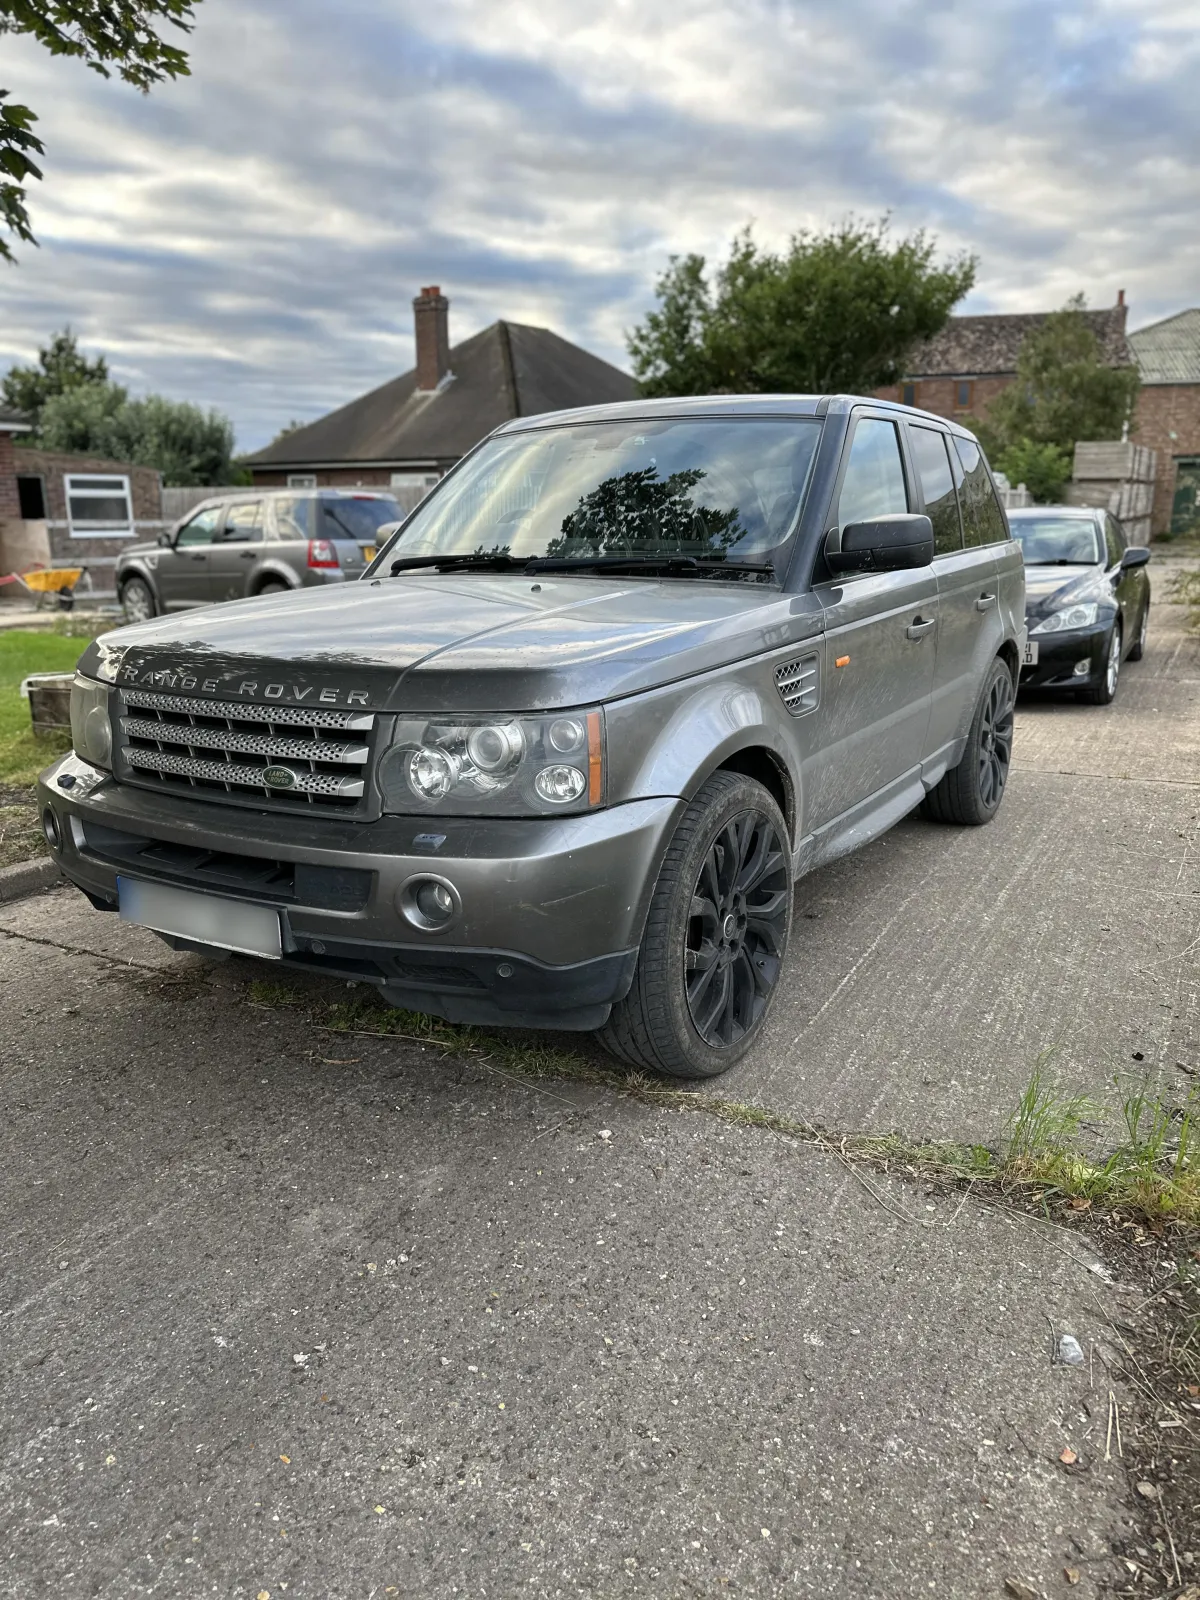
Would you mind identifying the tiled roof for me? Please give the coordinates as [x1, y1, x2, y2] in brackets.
[245, 321, 636, 468]
[905, 306, 1132, 378]
[1128, 308, 1200, 385]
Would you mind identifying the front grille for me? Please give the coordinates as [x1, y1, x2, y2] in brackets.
[117, 688, 376, 812]
[774, 653, 820, 716]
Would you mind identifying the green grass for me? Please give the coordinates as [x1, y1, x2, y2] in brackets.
[1168, 566, 1200, 632]
[246, 981, 1200, 1231]
[0, 628, 95, 789]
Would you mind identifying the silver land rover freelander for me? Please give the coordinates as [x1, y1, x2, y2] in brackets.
[41, 396, 1024, 1078]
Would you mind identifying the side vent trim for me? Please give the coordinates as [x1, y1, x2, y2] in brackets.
[774, 652, 820, 717]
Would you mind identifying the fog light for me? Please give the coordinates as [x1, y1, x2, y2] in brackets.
[41, 807, 61, 850]
[398, 873, 461, 932]
[1073, 658, 1091, 677]
[534, 764, 586, 804]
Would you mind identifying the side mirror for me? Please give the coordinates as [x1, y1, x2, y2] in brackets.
[826, 514, 934, 575]
[157, 531, 172, 548]
[1121, 545, 1151, 569]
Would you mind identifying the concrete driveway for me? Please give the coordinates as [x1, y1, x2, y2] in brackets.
[1, 580, 1196, 1599]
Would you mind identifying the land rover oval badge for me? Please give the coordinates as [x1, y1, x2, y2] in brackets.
[263, 765, 296, 789]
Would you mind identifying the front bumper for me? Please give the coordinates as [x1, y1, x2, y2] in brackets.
[38, 754, 683, 1030]
[1019, 623, 1109, 691]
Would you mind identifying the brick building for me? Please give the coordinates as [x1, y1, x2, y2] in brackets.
[1127, 309, 1200, 537]
[0, 417, 164, 599]
[874, 296, 1133, 427]
[244, 286, 636, 506]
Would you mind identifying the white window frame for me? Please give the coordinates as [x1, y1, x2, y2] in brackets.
[64, 473, 134, 538]
[390, 471, 440, 492]
[287, 473, 317, 489]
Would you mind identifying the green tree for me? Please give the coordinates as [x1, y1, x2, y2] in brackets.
[0, 0, 199, 263]
[38, 379, 236, 484]
[2, 326, 107, 430]
[980, 296, 1140, 502]
[628, 219, 976, 398]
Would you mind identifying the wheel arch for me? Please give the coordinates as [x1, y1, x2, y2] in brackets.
[249, 562, 299, 594]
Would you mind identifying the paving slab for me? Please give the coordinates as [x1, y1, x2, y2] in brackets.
[0, 927, 1133, 1600]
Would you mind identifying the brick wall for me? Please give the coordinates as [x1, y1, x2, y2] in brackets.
[0, 433, 22, 520]
[1130, 385, 1200, 535]
[873, 373, 1016, 424]
[15, 447, 163, 565]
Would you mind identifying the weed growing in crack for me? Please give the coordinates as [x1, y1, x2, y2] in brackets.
[245, 981, 1199, 1230]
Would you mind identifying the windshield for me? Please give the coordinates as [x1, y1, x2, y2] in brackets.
[1010, 515, 1102, 565]
[319, 497, 402, 541]
[375, 418, 822, 571]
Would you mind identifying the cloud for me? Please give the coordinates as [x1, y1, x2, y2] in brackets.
[0, 0, 1196, 451]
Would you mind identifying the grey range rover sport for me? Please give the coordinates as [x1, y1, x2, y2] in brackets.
[41, 395, 1023, 1079]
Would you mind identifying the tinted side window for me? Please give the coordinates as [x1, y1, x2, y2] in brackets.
[1104, 514, 1124, 565]
[224, 502, 263, 542]
[952, 438, 1008, 547]
[909, 426, 962, 554]
[175, 507, 221, 547]
[836, 419, 908, 530]
[275, 497, 313, 540]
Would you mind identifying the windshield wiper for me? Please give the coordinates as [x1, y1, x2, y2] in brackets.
[524, 554, 776, 581]
[389, 552, 526, 575]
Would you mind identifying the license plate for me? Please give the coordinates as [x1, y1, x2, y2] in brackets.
[362, 545, 376, 562]
[118, 877, 282, 959]
[1022, 640, 1038, 666]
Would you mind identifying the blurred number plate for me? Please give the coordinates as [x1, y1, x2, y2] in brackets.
[362, 545, 376, 562]
[1022, 640, 1038, 666]
[117, 876, 282, 958]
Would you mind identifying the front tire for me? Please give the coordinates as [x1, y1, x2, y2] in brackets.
[1078, 622, 1121, 705]
[120, 576, 156, 624]
[923, 657, 1015, 826]
[597, 772, 792, 1079]
[1128, 600, 1149, 662]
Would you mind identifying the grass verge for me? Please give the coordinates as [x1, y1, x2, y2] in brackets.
[1166, 565, 1200, 632]
[248, 983, 1200, 1233]
[0, 621, 103, 866]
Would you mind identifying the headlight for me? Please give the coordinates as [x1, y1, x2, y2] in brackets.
[1030, 603, 1100, 635]
[69, 674, 113, 770]
[379, 709, 604, 815]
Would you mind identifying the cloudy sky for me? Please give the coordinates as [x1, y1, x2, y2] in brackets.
[2, 0, 1197, 452]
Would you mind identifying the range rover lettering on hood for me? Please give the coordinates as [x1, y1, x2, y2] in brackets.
[114, 659, 372, 708]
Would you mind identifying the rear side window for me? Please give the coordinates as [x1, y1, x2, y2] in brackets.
[275, 497, 313, 540]
[952, 438, 1008, 547]
[908, 426, 962, 554]
[224, 502, 263, 542]
[836, 419, 909, 530]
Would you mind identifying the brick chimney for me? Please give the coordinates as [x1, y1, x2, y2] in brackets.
[413, 285, 450, 391]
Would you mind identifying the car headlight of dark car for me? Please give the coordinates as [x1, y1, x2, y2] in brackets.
[69, 674, 114, 770]
[1029, 602, 1100, 635]
[379, 709, 605, 815]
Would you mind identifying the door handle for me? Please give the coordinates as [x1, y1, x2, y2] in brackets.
[975, 593, 997, 612]
[239, 550, 256, 559]
[906, 617, 936, 640]
[190, 554, 206, 561]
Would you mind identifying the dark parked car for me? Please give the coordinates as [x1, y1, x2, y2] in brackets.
[1010, 506, 1151, 704]
[116, 489, 404, 623]
[46, 395, 1023, 1078]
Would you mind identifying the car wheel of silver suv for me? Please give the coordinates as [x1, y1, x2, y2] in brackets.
[120, 577, 156, 624]
[598, 771, 793, 1078]
[923, 656, 1015, 826]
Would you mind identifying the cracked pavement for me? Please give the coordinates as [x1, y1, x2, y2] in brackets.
[1, 579, 1197, 1598]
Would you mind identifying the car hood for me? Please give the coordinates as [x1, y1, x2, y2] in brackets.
[80, 572, 824, 712]
[1022, 563, 1111, 618]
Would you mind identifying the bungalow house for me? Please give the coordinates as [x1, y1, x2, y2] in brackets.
[243, 286, 637, 510]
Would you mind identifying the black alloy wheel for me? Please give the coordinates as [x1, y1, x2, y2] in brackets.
[923, 656, 1016, 826]
[684, 808, 790, 1049]
[1079, 622, 1122, 705]
[977, 666, 1015, 811]
[598, 772, 793, 1078]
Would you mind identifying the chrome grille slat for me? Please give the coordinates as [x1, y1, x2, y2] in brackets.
[126, 748, 365, 798]
[122, 689, 374, 731]
[116, 688, 377, 812]
[119, 716, 369, 766]
[774, 654, 820, 716]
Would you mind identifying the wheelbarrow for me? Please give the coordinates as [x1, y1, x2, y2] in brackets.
[0, 564, 87, 610]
